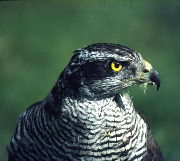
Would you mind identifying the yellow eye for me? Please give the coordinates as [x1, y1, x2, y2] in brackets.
[110, 61, 123, 72]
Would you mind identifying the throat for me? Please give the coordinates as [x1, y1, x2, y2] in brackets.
[61, 96, 124, 129]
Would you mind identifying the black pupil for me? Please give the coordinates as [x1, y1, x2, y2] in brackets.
[114, 62, 120, 68]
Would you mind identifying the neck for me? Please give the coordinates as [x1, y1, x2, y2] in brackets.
[57, 93, 147, 160]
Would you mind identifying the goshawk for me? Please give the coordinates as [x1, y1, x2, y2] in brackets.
[7, 43, 164, 161]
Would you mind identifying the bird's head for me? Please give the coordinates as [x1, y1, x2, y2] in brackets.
[53, 43, 160, 100]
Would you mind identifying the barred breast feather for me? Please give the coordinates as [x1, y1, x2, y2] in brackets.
[8, 93, 147, 161]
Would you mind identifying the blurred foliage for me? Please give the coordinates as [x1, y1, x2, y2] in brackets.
[0, 1, 180, 161]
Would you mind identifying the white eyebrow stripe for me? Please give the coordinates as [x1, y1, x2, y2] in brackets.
[77, 51, 133, 62]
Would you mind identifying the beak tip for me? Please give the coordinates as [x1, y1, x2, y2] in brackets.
[157, 85, 160, 91]
[156, 80, 160, 91]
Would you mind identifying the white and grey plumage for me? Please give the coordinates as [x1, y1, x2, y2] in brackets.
[7, 43, 164, 161]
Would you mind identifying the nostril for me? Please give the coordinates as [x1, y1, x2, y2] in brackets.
[143, 69, 149, 73]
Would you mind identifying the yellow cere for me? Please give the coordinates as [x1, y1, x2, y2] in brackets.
[144, 60, 152, 72]
[111, 61, 123, 72]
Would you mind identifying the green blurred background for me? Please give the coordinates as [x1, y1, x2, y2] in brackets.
[0, 1, 180, 161]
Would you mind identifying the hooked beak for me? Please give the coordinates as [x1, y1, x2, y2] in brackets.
[149, 69, 160, 91]
[140, 60, 160, 91]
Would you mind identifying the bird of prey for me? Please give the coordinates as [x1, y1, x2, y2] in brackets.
[7, 43, 164, 161]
